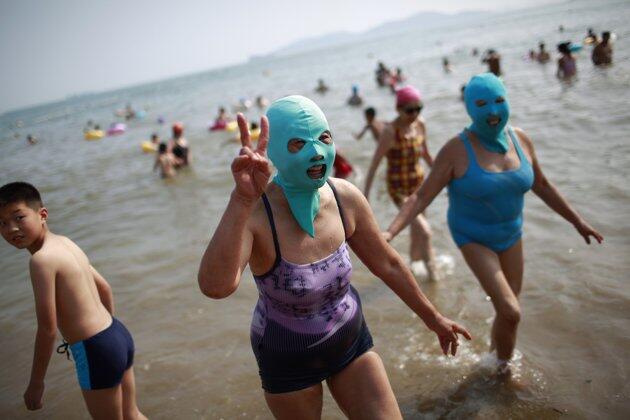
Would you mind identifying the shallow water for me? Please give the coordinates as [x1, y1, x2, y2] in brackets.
[1, 0, 630, 418]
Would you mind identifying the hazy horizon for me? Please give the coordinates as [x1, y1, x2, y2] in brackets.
[1, 0, 561, 115]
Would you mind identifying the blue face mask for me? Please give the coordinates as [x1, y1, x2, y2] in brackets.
[464, 73, 510, 154]
[267, 96, 336, 237]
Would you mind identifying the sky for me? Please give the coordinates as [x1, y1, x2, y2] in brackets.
[0, 0, 560, 114]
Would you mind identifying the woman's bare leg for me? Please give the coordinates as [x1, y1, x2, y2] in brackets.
[264, 383, 324, 420]
[327, 351, 402, 420]
[461, 243, 521, 362]
[410, 214, 438, 281]
[490, 240, 524, 352]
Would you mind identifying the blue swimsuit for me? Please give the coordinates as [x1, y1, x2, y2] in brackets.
[447, 128, 534, 253]
[60, 317, 135, 390]
[251, 180, 373, 394]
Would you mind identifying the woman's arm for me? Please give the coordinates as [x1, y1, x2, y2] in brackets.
[342, 182, 470, 355]
[516, 128, 603, 244]
[198, 114, 272, 298]
[198, 194, 255, 298]
[363, 124, 394, 200]
[386, 139, 457, 239]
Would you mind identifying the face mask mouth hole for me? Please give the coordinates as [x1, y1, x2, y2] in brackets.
[306, 164, 327, 179]
[486, 115, 502, 126]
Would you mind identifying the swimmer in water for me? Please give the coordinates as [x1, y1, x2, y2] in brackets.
[26, 134, 37, 145]
[354, 107, 384, 142]
[537, 42, 550, 63]
[198, 97, 471, 419]
[482, 49, 502, 77]
[443, 57, 453, 73]
[584, 27, 598, 45]
[213, 107, 229, 129]
[382, 74, 603, 379]
[315, 79, 329, 94]
[153, 142, 177, 178]
[168, 122, 191, 168]
[388, 67, 405, 93]
[347, 84, 363, 107]
[364, 86, 439, 281]
[256, 95, 269, 109]
[592, 31, 613, 66]
[557, 42, 577, 80]
[375, 61, 390, 87]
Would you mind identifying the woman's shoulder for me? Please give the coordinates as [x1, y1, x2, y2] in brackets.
[382, 121, 396, 136]
[327, 178, 365, 208]
[440, 135, 466, 155]
[510, 126, 535, 155]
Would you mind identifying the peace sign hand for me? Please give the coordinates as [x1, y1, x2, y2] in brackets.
[231, 113, 272, 203]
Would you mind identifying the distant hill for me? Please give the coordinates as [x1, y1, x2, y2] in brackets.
[260, 10, 485, 59]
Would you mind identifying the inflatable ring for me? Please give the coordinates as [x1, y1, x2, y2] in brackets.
[107, 123, 126, 136]
[234, 128, 261, 142]
[141, 141, 158, 153]
[84, 130, 105, 140]
[226, 120, 238, 132]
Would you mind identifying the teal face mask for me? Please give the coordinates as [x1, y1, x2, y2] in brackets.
[464, 73, 510, 154]
[266, 95, 336, 237]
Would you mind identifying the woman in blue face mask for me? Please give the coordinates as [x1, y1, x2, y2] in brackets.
[198, 96, 471, 419]
[382, 73, 603, 377]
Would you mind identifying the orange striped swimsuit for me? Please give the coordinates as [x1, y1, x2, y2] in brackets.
[386, 126, 425, 205]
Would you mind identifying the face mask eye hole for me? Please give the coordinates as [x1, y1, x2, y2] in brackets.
[318, 131, 332, 145]
[495, 97, 505, 104]
[475, 99, 487, 107]
[287, 139, 306, 153]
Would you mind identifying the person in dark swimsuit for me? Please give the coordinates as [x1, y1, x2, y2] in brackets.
[168, 122, 191, 168]
[198, 96, 470, 419]
[557, 42, 577, 80]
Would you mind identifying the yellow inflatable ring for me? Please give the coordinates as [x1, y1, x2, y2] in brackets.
[141, 141, 158, 153]
[84, 130, 105, 140]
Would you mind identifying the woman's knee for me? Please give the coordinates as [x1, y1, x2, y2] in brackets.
[497, 300, 521, 325]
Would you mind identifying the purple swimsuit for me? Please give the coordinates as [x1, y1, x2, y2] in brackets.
[250, 180, 373, 393]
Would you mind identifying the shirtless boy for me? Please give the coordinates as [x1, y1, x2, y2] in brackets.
[0, 182, 146, 419]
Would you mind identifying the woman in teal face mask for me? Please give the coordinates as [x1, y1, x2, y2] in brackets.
[382, 73, 603, 378]
[198, 95, 471, 419]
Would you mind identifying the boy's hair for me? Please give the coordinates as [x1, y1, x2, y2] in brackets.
[158, 142, 167, 154]
[364, 107, 376, 118]
[151, 133, 159, 141]
[0, 182, 43, 210]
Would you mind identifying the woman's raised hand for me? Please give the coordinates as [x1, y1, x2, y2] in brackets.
[427, 314, 472, 356]
[231, 113, 271, 203]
